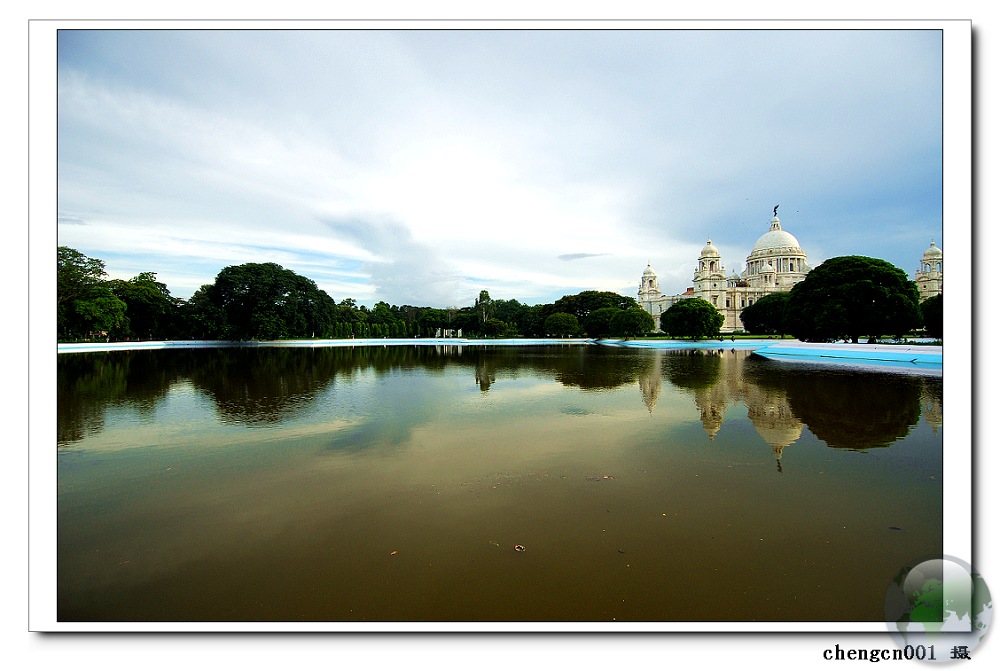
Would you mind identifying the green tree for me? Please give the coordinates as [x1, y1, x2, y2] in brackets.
[739, 291, 790, 336]
[491, 298, 528, 336]
[921, 294, 943, 339]
[475, 290, 494, 324]
[609, 307, 654, 338]
[202, 262, 338, 340]
[181, 284, 226, 339]
[450, 309, 479, 335]
[57, 246, 107, 307]
[57, 247, 129, 340]
[660, 298, 724, 340]
[521, 304, 546, 338]
[543, 312, 581, 337]
[786, 256, 921, 343]
[551, 290, 639, 322]
[417, 308, 449, 336]
[73, 291, 128, 339]
[583, 306, 622, 338]
[481, 318, 514, 337]
[109, 272, 181, 340]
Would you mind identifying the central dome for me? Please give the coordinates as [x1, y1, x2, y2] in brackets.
[750, 216, 804, 256]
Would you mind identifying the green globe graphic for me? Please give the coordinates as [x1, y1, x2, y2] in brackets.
[885, 556, 992, 663]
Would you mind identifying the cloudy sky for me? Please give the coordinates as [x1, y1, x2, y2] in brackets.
[56, 28, 944, 308]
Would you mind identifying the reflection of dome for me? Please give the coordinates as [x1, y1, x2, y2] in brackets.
[754, 424, 804, 454]
[639, 350, 664, 414]
[701, 407, 723, 439]
[700, 240, 721, 257]
[747, 395, 804, 471]
[921, 389, 942, 435]
[749, 217, 805, 256]
[923, 241, 943, 259]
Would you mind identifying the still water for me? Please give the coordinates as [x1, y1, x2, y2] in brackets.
[57, 344, 942, 623]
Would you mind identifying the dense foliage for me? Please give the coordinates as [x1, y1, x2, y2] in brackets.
[609, 307, 655, 338]
[660, 298, 725, 340]
[543, 312, 581, 337]
[921, 294, 943, 339]
[58, 247, 132, 340]
[190, 263, 339, 340]
[785, 256, 921, 343]
[56, 247, 935, 345]
[739, 291, 790, 336]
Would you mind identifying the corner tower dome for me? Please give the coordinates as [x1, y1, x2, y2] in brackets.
[700, 239, 721, 257]
[923, 240, 943, 258]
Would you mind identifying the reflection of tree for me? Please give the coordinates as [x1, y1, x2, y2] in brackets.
[742, 358, 922, 451]
[57, 351, 178, 445]
[550, 346, 652, 390]
[474, 353, 497, 392]
[187, 348, 346, 425]
[58, 345, 935, 455]
[661, 349, 723, 391]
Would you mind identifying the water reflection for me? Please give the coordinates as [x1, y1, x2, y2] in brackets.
[741, 355, 925, 452]
[57, 351, 182, 444]
[59, 345, 939, 457]
[56, 344, 944, 623]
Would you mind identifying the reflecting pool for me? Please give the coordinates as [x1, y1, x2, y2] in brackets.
[57, 344, 943, 622]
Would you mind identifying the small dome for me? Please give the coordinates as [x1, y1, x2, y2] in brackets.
[700, 239, 720, 257]
[923, 241, 943, 258]
[642, 263, 657, 277]
[761, 262, 775, 273]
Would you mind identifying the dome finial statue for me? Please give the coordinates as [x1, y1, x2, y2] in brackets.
[773, 204, 779, 217]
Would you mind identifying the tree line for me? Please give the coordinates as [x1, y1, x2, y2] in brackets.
[57, 247, 942, 343]
[56, 247, 653, 342]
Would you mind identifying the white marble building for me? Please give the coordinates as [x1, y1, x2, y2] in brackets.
[915, 240, 943, 302]
[639, 211, 812, 332]
[638, 211, 943, 332]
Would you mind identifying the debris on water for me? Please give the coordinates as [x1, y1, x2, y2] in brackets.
[514, 544, 526, 552]
[390, 550, 398, 555]
[889, 526, 903, 531]
[617, 549, 625, 554]
[585, 475, 616, 481]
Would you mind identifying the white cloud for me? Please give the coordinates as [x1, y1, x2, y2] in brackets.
[56, 28, 944, 307]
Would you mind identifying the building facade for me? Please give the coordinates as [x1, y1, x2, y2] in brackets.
[638, 213, 943, 332]
[639, 212, 812, 332]
[915, 240, 943, 302]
